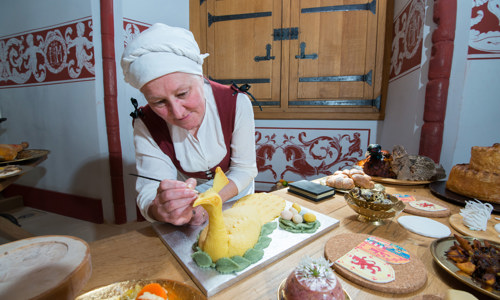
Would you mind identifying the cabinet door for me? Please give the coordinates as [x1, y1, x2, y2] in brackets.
[288, 0, 384, 109]
[205, 0, 282, 105]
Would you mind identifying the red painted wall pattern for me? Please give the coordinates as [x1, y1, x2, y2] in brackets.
[389, 0, 425, 81]
[468, 0, 500, 59]
[0, 18, 95, 88]
[123, 19, 150, 46]
[255, 128, 369, 191]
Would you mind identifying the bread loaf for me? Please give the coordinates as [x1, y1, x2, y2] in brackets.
[326, 168, 375, 190]
[0, 142, 29, 161]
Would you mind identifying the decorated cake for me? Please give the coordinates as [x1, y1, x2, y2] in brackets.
[191, 167, 285, 273]
[283, 256, 345, 300]
[446, 143, 500, 202]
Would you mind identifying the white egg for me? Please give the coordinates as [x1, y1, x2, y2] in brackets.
[281, 210, 293, 221]
[289, 207, 298, 215]
[292, 214, 303, 224]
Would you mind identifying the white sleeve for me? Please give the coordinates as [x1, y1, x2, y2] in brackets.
[226, 93, 258, 193]
[133, 118, 178, 222]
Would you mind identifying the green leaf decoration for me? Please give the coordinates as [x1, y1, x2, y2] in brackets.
[279, 217, 321, 233]
[261, 221, 277, 236]
[191, 251, 213, 268]
[243, 248, 264, 263]
[254, 236, 272, 250]
[215, 257, 240, 274]
[231, 255, 252, 271]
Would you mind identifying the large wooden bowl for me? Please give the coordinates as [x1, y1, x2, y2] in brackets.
[0, 235, 91, 299]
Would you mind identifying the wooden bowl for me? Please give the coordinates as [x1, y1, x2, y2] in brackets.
[76, 279, 206, 300]
[0, 235, 91, 300]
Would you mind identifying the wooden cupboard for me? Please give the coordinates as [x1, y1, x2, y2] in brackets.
[190, 0, 393, 120]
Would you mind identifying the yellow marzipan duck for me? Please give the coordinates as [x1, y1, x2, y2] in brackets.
[193, 167, 262, 262]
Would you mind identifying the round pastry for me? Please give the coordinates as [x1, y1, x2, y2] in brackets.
[446, 164, 500, 202]
[284, 256, 344, 300]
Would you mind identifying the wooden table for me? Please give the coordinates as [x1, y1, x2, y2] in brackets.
[79, 184, 493, 299]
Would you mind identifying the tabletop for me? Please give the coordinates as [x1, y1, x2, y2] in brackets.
[79, 183, 494, 299]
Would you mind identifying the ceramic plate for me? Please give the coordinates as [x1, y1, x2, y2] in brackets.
[277, 278, 351, 300]
[76, 279, 206, 300]
[430, 236, 500, 299]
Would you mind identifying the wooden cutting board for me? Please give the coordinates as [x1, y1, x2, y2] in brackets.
[449, 213, 500, 243]
[0, 235, 91, 299]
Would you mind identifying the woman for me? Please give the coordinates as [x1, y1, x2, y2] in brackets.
[121, 23, 257, 226]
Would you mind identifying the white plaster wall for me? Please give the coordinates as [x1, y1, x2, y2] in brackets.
[0, 0, 114, 221]
[378, 0, 433, 156]
[441, 1, 500, 175]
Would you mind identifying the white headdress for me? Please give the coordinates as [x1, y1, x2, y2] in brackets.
[121, 23, 209, 89]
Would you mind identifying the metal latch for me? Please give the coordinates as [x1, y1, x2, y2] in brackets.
[273, 27, 299, 41]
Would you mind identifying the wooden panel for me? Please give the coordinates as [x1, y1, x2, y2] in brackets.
[206, 0, 281, 101]
[289, 0, 376, 101]
[192, 0, 391, 120]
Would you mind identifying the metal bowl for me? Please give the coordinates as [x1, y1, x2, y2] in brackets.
[345, 193, 405, 224]
[350, 192, 398, 211]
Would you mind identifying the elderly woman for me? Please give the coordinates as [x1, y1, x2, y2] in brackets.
[121, 23, 257, 226]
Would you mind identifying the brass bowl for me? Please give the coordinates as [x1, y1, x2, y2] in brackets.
[350, 193, 398, 211]
[345, 193, 405, 223]
[76, 279, 206, 300]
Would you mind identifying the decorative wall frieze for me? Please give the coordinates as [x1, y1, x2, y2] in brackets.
[389, 0, 425, 81]
[468, 0, 500, 59]
[0, 17, 95, 88]
[255, 127, 370, 191]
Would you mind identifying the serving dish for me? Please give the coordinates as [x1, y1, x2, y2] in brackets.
[0, 165, 33, 179]
[344, 193, 405, 225]
[430, 236, 500, 299]
[0, 149, 50, 166]
[429, 181, 500, 213]
[371, 176, 433, 186]
[277, 278, 351, 300]
[76, 279, 206, 300]
[350, 191, 397, 211]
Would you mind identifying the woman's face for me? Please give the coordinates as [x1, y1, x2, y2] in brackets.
[140, 72, 205, 134]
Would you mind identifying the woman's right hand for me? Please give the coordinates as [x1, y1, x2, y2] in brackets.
[148, 178, 200, 226]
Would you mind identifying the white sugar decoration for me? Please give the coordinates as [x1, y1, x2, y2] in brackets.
[296, 256, 337, 291]
[460, 199, 493, 231]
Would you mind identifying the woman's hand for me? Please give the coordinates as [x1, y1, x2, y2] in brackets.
[148, 178, 207, 226]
